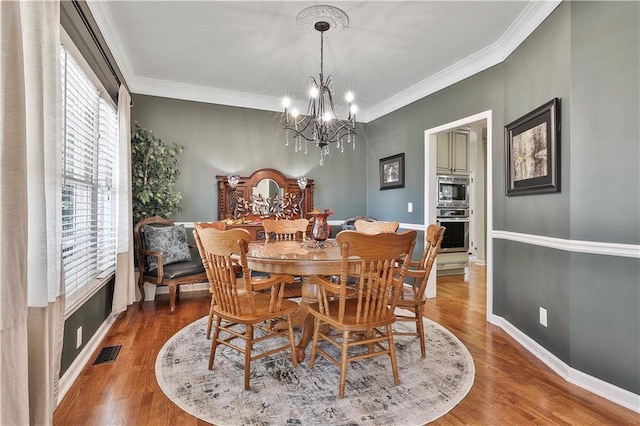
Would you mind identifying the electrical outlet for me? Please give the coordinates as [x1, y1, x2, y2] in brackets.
[76, 326, 83, 349]
[408, 202, 413, 213]
[539, 307, 548, 327]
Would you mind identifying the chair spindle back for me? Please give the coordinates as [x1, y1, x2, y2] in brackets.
[194, 226, 256, 317]
[262, 218, 309, 242]
[320, 230, 416, 324]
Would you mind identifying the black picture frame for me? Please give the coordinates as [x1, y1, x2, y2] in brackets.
[379, 153, 405, 190]
[505, 98, 560, 196]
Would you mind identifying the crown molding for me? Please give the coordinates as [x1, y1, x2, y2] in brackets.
[132, 76, 285, 112]
[87, 0, 561, 122]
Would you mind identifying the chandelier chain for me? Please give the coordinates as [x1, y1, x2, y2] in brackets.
[320, 30, 324, 82]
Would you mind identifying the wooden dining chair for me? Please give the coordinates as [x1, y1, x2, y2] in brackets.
[193, 225, 300, 390]
[394, 224, 445, 357]
[190, 221, 241, 338]
[354, 219, 399, 234]
[308, 230, 417, 398]
[195, 221, 226, 231]
[262, 218, 309, 242]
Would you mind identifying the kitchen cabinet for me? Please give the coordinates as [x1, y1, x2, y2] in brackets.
[436, 252, 468, 276]
[437, 130, 469, 175]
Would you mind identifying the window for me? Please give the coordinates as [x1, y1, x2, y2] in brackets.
[60, 44, 118, 313]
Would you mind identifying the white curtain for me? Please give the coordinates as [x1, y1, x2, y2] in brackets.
[113, 85, 135, 313]
[0, 0, 64, 424]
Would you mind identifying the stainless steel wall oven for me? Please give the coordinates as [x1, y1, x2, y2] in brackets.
[436, 208, 469, 253]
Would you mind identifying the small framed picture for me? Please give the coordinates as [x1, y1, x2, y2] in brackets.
[379, 153, 405, 190]
[505, 98, 560, 196]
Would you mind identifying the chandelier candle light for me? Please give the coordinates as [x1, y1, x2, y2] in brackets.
[297, 176, 308, 216]
[227, 175, 241, 219]
[282, 5, 357, 166]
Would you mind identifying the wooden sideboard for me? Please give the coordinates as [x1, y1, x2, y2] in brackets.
[216, 168, 315, 240]
[222, 223, 267, 241]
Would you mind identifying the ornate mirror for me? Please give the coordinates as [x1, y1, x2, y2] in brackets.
[252, 179, 284, 215]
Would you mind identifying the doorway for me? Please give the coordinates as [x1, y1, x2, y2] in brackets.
[424, 110, 493, 321]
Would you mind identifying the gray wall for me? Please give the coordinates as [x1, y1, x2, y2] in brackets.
[568, 0, 639, 394]
[570, 1, 640, 244]
[60, 278, 114, 375]
[497, 0, 572, 369]
[365, 1, 639, 395]
[131, 96, 368, 222]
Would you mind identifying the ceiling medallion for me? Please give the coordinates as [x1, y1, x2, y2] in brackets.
[282, 5, 357, 166]
[296, 5, 349, 34]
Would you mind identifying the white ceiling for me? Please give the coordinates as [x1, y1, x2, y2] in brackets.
[88, 1, 560, 122]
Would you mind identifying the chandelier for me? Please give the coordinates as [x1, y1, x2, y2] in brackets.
[282, 5, 357, 166]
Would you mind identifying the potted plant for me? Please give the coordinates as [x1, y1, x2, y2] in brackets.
[131, 121, 184, 224]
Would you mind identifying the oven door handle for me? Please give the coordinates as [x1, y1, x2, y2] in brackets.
[436, 218, 470, 222]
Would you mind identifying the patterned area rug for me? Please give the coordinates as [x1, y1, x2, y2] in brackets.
[156, 310, 474, 425]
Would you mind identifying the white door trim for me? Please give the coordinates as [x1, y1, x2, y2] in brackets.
[424, 110, 493, 321]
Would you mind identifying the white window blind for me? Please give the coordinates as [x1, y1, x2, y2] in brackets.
[61, 45, 118, 311]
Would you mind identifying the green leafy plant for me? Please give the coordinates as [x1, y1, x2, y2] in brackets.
[131, 121, 184, 224]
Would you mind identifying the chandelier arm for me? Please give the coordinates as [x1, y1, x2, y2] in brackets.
[325, 123, 357, 143]
[284, 117, 315, 141]
[283, 96, 316, 127]
[284, 127, 317, 143]
[325, 76, 337, 116]
[283, 99, 318, 142]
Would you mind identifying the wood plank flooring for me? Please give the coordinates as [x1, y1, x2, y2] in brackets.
[53, 265, 638, 425]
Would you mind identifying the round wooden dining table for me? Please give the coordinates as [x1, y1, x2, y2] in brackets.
[245, 239, 358, 361]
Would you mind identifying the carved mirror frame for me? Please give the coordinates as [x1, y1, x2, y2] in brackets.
[216, 168, 314, 220]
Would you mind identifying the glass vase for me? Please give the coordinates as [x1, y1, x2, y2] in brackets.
[311, 214, 329, 242]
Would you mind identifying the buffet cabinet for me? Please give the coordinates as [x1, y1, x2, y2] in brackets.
[216, 168, 314, 240]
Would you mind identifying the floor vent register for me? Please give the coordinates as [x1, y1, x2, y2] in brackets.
[92, 345, 122, 365]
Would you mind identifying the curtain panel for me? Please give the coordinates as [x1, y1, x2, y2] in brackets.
[113, 84, 135, 313]
[0, 0, 64, 424]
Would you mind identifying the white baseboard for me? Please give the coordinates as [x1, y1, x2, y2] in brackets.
[490, 314, 640, 413]
[57, 312, 119, 405]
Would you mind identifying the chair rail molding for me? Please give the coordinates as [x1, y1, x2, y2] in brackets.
[492, 230, 640, 259]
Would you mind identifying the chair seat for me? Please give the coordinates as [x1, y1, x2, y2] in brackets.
[308, 299, 396, 330]
[144, 248, 205, 279]
[214, 293, 299, 323]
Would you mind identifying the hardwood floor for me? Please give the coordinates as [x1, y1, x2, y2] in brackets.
[53, 265, 638, 425]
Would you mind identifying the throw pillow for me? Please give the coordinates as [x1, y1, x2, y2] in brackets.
[142, 224, 191, 271]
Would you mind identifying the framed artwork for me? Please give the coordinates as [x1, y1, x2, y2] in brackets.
[379, 153, 405, 190]
[505, 98, 560, 196]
